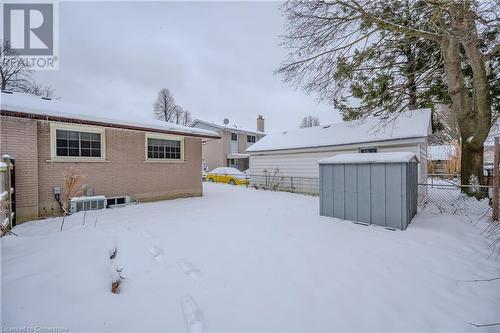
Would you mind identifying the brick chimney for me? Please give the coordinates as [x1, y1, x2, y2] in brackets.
[257, 115, 265, 133]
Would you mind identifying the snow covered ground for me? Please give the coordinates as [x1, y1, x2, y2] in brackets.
[2, 183, 499, 332]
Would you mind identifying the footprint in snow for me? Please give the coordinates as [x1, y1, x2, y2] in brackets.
[179, 260, 203, 280]
[148, 245, 163, 262]
[181, 295, 205, 333]
[140, 230, 164, 261]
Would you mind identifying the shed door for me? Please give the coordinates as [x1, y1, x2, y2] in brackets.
[385, 164, 403, 229]
[356, 164, 371, 224]
[344, 164, 357, 221]
[333, 165, 345, 219]
[320, 165, 334, 217]
[370, 164, 386, 227]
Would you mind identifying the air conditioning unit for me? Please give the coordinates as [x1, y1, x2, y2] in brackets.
[70, 196, 106, 214]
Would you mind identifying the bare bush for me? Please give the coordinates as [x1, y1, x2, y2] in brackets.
[61, 169, 86, 214]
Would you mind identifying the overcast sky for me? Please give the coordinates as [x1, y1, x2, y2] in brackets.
[34, 1, 341, 133]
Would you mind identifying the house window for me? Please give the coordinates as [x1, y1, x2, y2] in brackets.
[147, 137, 182, 160]
[228, 158, 238, 168]
[359, 147, 378, 153]
[231, 133, 238, 141]
[247, 135, 256, 143]
[55, 129, 102, 157]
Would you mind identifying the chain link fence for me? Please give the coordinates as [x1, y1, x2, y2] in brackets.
[249, 173, 319, 195]
[204, 172, 320, 195]
[204, 172, 495, 220]
[418, 183, 493, 219]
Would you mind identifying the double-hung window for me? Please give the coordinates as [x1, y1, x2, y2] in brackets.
[247, 135, 256, 143]
[146, 134, 184, 161]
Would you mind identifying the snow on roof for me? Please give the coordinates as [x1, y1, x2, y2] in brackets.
[246, 109, 431, 153]
[191, 119, 265, 135]
[428, 145, 456, 161]
[0, 91, 219, 138]
[319, 152, 419, 164]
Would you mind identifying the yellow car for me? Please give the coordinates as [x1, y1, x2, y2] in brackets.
[206, 167, 250, 185]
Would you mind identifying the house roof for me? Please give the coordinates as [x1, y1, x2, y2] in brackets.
[246, 108, 432, 153]
[0, 91, 220, 139]
[319, 152, 419, 164]
[190, 119, 265, 135]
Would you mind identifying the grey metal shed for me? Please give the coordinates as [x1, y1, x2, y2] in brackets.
[319, 152, 419, 230]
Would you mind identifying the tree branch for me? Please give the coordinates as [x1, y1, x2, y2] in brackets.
[347, 0, 443, 42]
[486, 43, 500, 59]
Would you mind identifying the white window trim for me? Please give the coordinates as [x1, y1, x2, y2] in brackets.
[49, 122, 106, 162]
[144, 132, 185, 163]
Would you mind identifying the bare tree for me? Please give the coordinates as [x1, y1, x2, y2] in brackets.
[173, 105, 184, 125]
[153, 88, 177, 122]
[279, 1, 499, 190]
[0, 41, 31, 91]
[153, 88, 194, 126]
[1, 40, 55, 96]
[300, 115, 321, 128]
[26, 81, 55, 98]
[181, 109, 192, 126]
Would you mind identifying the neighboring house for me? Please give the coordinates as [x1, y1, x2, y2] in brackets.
[190, 116, 266, 172]
[485, 122, 500, 165]
[427, 122, 498, 178]
[246, 109, 432, 193]
[427, 144, 459, 175]
[0, 91, 219, 222]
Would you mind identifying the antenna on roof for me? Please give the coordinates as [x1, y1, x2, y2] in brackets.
[223, 118, 229, 125]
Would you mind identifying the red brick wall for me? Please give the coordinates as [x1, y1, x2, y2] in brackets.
[1, 115, 203, 222]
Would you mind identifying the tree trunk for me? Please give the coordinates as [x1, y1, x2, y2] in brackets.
[441, 32, 490, 195]
[405, 41, 417, 110]
[461, 141, 485, 197]
[458, 10, 492, 194]
[407, 71, 417, 110]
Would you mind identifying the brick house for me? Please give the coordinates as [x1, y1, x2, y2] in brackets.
[0, 91, 219, 222]
[190, 116, 266, 172]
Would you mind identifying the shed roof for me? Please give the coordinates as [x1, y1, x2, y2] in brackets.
[318, 152, 419, 164]
[0, 91, 220, 139]
[246, 109, 431, 153]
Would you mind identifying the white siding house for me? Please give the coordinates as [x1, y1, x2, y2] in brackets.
[246, 109, 432, 193]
